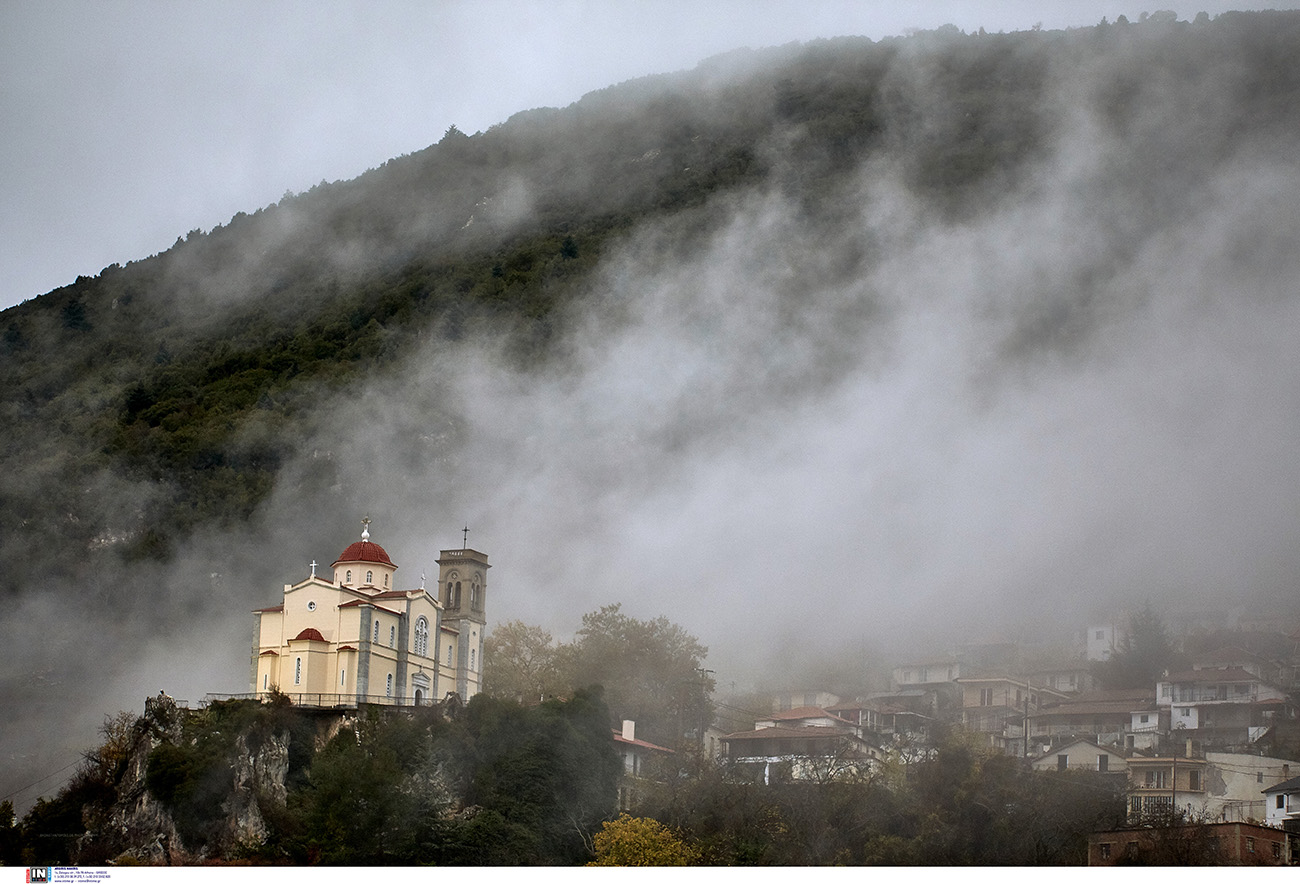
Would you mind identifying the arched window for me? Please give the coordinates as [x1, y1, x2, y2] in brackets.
[471, 580, 479, 610]
[340, 668, 346, 686]
[386, 673, 393, 697]
[373, 620, 380, 642]
[455, 581, 462, 609]
[414, 688, 424, 704]
[414, 617, 429, 657]
[294, 657, 302, 685]
[366, 570, 373, 585]
[263, 673, 268, 690]
[389, 625, 395, 648]
[345, 570, 352, 584]
[447, 645, 453, 666]
[383, 573, 388, 587]
[470, 648, 476, 671]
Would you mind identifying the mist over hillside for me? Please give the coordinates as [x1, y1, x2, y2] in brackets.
[4, 12, 1300, 811]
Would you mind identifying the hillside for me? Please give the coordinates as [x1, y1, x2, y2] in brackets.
[4, 11, 1300, 813]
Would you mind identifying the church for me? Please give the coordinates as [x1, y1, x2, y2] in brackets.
[250, 520, 489, 706]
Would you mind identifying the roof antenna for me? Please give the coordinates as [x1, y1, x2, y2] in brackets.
[361, 515, 371, 542]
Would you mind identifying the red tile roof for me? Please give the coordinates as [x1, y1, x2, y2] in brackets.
[333, 540, 395, 568]
[291, 627, 327, 642]
[253, 605, 284, 613]
[612, 731, 674, 753]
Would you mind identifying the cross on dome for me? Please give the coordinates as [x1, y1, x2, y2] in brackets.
[361, 515, 372, 542]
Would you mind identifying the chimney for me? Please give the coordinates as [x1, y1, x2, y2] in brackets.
[622, 720, 635, 742]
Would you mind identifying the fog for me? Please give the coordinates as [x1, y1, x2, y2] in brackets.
[5, 21, 1300, 813]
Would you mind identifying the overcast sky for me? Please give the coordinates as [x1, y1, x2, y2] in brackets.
[2, 1, 1296, 312]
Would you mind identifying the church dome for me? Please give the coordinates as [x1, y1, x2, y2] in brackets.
[333, 540, 395, 568]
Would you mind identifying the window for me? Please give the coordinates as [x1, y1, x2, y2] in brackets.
[346, 570, 352, 584]
[294, 657, 302, 685]
[414, 617, 429, 656]
[366, 570, 373, 584]
[383, 574, 388, 587]
[1161, 683, 1171, 698]
[470, 648, 476, 670]
[1245, 837, 1254, 854]
[263, 673, 268, 690]
[389, 625, 395, 648]
[447, 645, 453, 666]
[1145, 770, 1169, 789]
[1098, 755, 1108, 773]
[1278, 795, 1286, 810]
[386, 673, 393, 697]
[373, 620, 380, 642]
[1258, 771, 1264, 784]
[1273, 842, 1282, 859]
[340, 668, 346, 686]
[1058, 754, 1069, 771]
[1188, 770, 1201, 790]
[1139, 714, 1149, 724]
[980, 688, 994, 706]
[1099, 843, 1111, 859]
[307, 600, 316, 611]
[1096, 630, 1105, 640]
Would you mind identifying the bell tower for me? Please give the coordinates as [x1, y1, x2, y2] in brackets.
[437, 540, 489, 700]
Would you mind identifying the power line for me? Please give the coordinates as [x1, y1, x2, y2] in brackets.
[1, 756, 83, 804]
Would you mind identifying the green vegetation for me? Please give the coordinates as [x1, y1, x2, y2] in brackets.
[638, 727, 1124, 865]
[484, 604, 714, 749]
[13, 694, 1124, 865]
[14, 689, 619, 865]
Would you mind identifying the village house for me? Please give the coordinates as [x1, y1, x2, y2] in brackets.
[613, 720, 672, 811]
[1026, 688, 1159, 754]
[1025, 663, 1096, 695]
[1124, 752, 1208, 823]
[720, 706, 883, 784]
[1264, 774, 1300, 829]
[249, 521, 488, 707]
[955, 676, 1070, 755]
[1198, 752, 1295, 823]
[1089, 820, 1291, 865]
[771, 690, 841, 712]
[1030, 738, 1128, 778]
[1157, 666, 1290, 747]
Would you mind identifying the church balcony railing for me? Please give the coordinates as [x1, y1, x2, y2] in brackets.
[203, 692, 435, 709]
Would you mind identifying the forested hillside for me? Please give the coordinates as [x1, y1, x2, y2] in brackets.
[5, 11, 1300, 817]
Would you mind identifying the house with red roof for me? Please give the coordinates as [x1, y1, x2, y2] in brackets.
[250, 519, 489, 707]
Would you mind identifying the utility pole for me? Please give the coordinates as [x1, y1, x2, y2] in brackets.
[696, 668, 714, 758]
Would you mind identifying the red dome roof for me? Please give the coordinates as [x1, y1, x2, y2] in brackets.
[333, 540, 395, 568]
[292, 628, 327, 642]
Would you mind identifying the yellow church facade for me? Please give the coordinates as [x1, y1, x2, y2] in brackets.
[250, 522, 489, 706]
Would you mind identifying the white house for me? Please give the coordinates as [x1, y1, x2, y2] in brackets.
[1264, 775, 1300, 828]
[1030, 738, 1128, 776]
